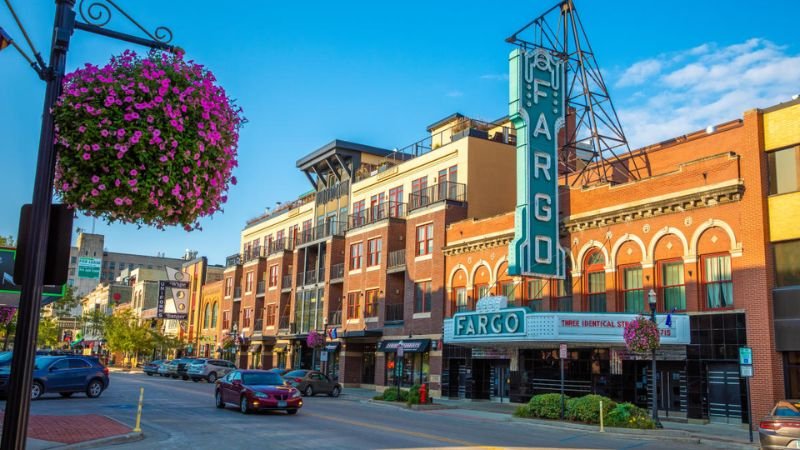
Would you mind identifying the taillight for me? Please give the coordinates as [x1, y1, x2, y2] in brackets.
[760, 421, 779, 430]
[103, 367, 109, 376]
[294, 378, 302, 383]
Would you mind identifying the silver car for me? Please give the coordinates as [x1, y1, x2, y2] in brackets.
[187, 359, 236, 383]
[759, 400, 800, 450]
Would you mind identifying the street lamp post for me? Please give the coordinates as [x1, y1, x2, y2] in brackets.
[648, 289, 663, 429]
[0, 3, 175, 448]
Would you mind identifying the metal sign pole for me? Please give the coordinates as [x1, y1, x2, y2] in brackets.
[560, 343, 566, 420]
[746, 376, 753, 443]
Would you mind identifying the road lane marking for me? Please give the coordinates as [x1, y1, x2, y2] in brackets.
[303, 411, 502, 449]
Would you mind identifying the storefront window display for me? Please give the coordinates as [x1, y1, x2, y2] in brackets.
[385, 352, 430, 387]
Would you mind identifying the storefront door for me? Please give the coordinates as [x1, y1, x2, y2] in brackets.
[448, 359, 466, 399]
[707, 363, 742, 424]
[658, 367, 686, 414]
[491, 363, 510, 401]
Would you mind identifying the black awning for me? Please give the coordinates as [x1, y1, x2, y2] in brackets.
[342, 330, 382, 338]
[378, 339, 431, 353]
[324, 342, 340, 352]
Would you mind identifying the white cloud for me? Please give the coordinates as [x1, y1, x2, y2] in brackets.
[446, 90, 464, 98]
[612, 38, 800, 148]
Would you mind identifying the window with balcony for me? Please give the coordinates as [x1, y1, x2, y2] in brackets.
[352, 200, 366, 226]
[245, 272, 254, 293]
[268, 265, 279, 287]
[266, 304, 276, 326]
[365, 289, 379, 317]
[243, 308, 252, 328]
[350, 242, 363, 270]
[703, 254, 733, 309]
[347, 292, 360, 319]
[370, 193, 386, 220]
[411, 176, 427, 194]
[768, 145, 800, 195]
[389, 186, 404, 216]
[621, 266, 644, 313]
[416, 223, 434, 256]
[414, 281, 432, 313]
[368, 238, 382, 267]
[660, 260, 686, 310]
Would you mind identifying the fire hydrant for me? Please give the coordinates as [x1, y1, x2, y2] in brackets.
[419, 383, 428, 404]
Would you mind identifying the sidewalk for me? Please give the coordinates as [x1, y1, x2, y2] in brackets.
[345, 387, 757, 449]
[0, 412, 142, 449]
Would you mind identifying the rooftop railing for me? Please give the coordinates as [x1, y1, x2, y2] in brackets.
[348, 201, 407, 230]
[408, 181, 466, 211]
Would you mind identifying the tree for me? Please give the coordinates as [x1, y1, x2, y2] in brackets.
[0, 235, 15, 247]
[51, 286, 81, 318]
[0, 307, 17, 351]
[103, 310, 154, 367]
[81, 308, 106, 338]
[37, 316, 60, 348]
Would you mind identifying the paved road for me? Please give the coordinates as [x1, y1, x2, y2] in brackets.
[25, 372, 710, 450]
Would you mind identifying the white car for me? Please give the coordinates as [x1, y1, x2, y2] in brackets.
[187, 359, 236, 383]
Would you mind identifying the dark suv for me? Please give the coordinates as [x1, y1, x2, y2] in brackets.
[0, 355, 109, 399]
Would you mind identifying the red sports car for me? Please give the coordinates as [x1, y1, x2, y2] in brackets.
[215, 370, 303, 414]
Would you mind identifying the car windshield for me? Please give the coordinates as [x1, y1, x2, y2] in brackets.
[34, 356, 60, 370]
[284, 370, 308, 378]
[242, 372, 284, 386]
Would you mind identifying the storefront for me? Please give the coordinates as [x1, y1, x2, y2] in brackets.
[323, 342, 341, 381]
[379, 339, 431, 388]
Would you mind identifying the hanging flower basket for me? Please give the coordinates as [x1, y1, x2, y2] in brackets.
[306, 331, 325, 348]
[0, 306, 16, 325]
[623, 316, 660, 353]
[53, 50, 245, 231]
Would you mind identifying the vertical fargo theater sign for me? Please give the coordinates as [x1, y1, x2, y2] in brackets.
[508, 48, 567, 279]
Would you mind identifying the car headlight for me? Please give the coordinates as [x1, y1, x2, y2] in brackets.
[291, 390, 301, 398]
[254, 392, 269, 399]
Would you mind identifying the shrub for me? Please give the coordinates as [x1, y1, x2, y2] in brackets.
[566, 394, 617, 424]
[407, 384, 421, 405]
[373, 394, 384, 401]
[606, 402, 656, 429]
[513, 404, 534, 418]
[381, 387, 408, 402]
[528, 393, 567, 419]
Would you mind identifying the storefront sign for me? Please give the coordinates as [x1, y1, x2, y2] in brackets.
[445, 311, 690, 346]
[453, 308, 526, 339]
[77, 256, 101, 279]
[507, 47, 566, 279]
[378, 339, 430, 353]
[324, 342, 340, 352]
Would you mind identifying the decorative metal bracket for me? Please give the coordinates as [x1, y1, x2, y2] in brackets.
[75, 0, 175, 51]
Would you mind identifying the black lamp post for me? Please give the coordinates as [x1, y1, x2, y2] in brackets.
[0, 3, 175, 447]
[648, 288, 663, 428]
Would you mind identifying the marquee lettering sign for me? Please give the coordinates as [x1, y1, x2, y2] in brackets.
[507, 47, 566, 279]
[453, 309, 526, 339]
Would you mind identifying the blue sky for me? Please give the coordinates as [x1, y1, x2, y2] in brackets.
[2, 1, 799, 265]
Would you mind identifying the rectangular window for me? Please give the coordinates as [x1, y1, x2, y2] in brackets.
[350, 242, 363, 270]
[475, 284, 490, 300]
[416, 224, 434, 256]
[367, 238, 382, 266]
[222, 311, 230, 330]
[266, 304, 276, 326]
[704, 254, 733, 309]
[622, 267, 644, 313]
[276, 229, 285, 243]
[411, 176, 427, 194]
[553, 277, 572, 311]
[244, 308, 252, 328]
[414, 281, 432, 313]
[268, 265, 279, 287]
[500, 281, 516, 306]
[365, 289, 379, 317]
[775, 240, 800, 287]
[389, 186, 404, 216]
[370, 193, 386, 220]
[587, 272, 606, 312]
[454, 287, 468, 314]
[527, 279, 543, 311]
[768, 145, 800, 195]
[347, 292, 360, 319]
[245, 272, 254, 293]
[225, 278, 233, 297]
[661, 261, 686, 310]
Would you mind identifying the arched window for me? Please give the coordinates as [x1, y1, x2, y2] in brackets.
[584, 250, 606, 312]
[203, 303, 210, 329]
[211, 302, 218, 328]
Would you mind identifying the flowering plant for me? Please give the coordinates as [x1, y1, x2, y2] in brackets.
[623, 316, 660, 353]
[0, 307, 16, 325]
[306, 330, 325, 348]
[53, 50, 245, 231]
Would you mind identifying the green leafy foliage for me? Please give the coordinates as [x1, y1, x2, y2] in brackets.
[407, 384, 421, 405]
[37, 316, 60, 348]
[606, 402, 656, 429]
[566, 394, 617, 423]
[528, 393, 567, 419]
[381, 387, 409, 402]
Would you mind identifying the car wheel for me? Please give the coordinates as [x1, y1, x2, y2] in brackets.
[207, 372, 217, 383]
[182, 375, 189, 381]
[239, 396, 250, 414]
[329, 386, 340, 398]
[192, 378, 199, 383]
[215, 391, 224, 409]
[304, 386, 314, 397]
[146, 372, 153, 376]
[31, 382, 43, 400]
[86, 379, 104, 398]
[286, 409, 298, 415]
[60, 392, 73, 398]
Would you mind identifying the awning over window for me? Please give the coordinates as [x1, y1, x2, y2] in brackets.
[274, 343, 288, 352]
[378, 339, 431, 353]
[324, 342, 340, 352]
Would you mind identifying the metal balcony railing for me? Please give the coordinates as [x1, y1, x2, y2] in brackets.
[408, 181, 466, 211]
[267, 237, 294, 255]
[317, 267, 325, 283]
[347, 201, 407, 230]
[282, 275, 292, 290]
[387, 250, 406, 270]
[315, 179, 349, 205]
[298, 220, 347, 245]
[328, 310, 342, 325]
[303, 270, 317, 286]
[385, 303, 404, 323]
[243, 246, 264, 262]
[330, 263, 344, 280]
[278, 316, 290, 330]
[256, 280, 266, 295]
[225, 253, 241, 267]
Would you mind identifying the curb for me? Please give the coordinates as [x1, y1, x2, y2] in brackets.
[57, 432, 144, 450]
[366, 399, 454, 411]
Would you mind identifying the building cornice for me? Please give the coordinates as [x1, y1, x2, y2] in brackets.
[443, 232, 515, 256]
[563, 180, 745, 233]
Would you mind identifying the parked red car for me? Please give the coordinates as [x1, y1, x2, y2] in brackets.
[215, 370, 302, 414]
